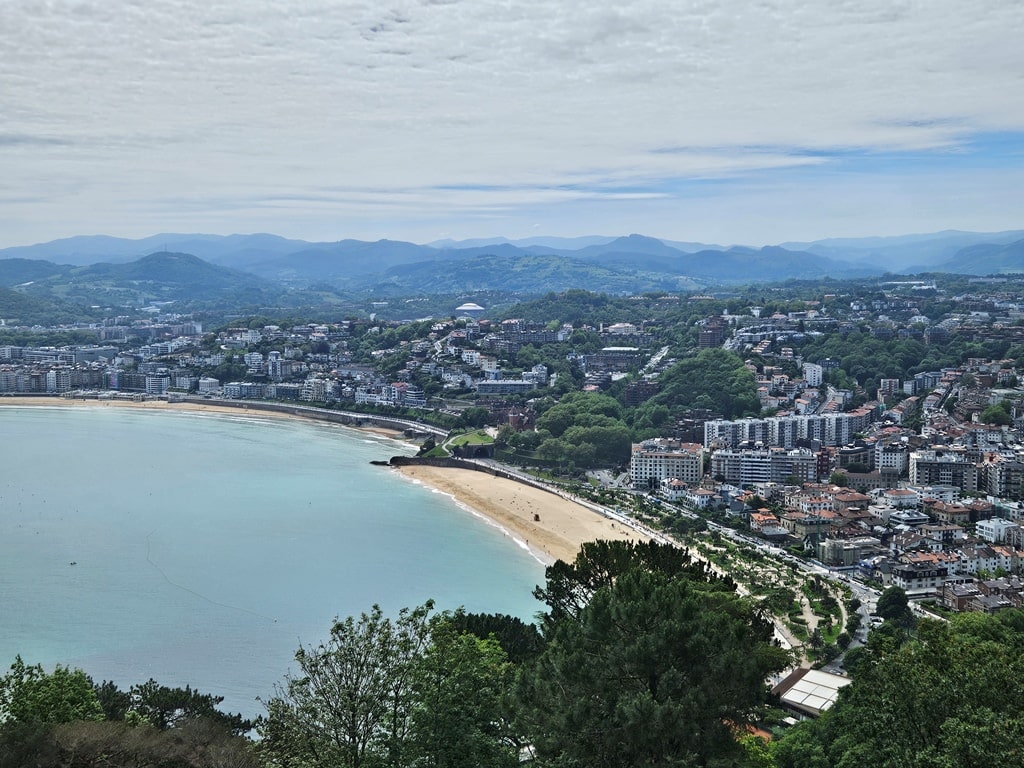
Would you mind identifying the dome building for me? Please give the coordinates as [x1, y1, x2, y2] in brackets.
[455, 302, 485, 320]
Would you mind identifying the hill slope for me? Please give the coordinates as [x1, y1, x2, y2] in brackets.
[935, 239, 1024, 274]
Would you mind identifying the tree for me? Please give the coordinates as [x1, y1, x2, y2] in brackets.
[407, 620, 518, 768]
[260, 602, 435, 768]
[980, 404, 1012, 425]
[532, 539, 727, 626]
[448, 612, 546, 665]
[0, 717, 261, 768]
[774, 611, 1024, 768]
[876, 586, 914, 627]
[0, 656, 104, 725]
[127, 679, 252, 734]
[517, 568, 791, 767]
[631, 348, 760, 422]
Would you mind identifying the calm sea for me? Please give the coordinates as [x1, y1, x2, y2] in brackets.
[0, 406, 545, 718]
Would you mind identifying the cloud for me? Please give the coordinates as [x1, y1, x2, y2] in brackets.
[0, 134, 72, 147]
[0, 0, 1022, 246]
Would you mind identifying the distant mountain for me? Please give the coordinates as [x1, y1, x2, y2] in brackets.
[779, 229, 1024, 272]
[343, 253, 702, 296]
[0, 233, 316, 268]
[430, 235, 617, 250]
[77, 251, 263, 287]
[933, 238, 1024, 275]
[3, 228, 1022, 298]
[0, 258, 70, 288]
[672, 246, 873, 282]
[15, 252, 278, 308]
[660, 238, 728, 252]
[572, 234, 692, 260]
[0, 234, 157, 265]
[247, 239, 439, 280]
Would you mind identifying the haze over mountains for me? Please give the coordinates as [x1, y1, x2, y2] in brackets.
[1, 230, 1023, 302]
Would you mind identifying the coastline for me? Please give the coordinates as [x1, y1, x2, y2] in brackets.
[394, 464, 648, 565]
[1, 395, 645, 566]
[0, 395, 410, 440]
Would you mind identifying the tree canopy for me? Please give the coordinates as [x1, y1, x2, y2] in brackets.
[631, 348, 760, 422]
[0, 657, 104, 725]
[518, 562, 790, 767]
[259, 601, 519, 768]
[774, 610, 1024, 768]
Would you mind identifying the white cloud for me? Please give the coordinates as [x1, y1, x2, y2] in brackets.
[0, 0, 1022, 246]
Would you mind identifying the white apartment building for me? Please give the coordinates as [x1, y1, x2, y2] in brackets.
[244, 352, 264, 374]
[803, 362, 823, 387]
[45, 368, 72, 393]
[710, 447, 818, 487]
[976, 517, 1020, 544]
[630, 440, 705, 489]
[145, 373, 170, 395]
[704, 408, 878, 450]
[876, 441, 910, 475]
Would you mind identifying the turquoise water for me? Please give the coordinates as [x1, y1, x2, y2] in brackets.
[0, 406, 545, 718]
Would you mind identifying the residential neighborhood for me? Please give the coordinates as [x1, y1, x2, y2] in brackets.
[6, 274, 1024, 623]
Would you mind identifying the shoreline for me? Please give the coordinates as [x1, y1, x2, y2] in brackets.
[394, 464, 648, 565]
[0, 395, 411, 441]
[1, 395, 647, 565]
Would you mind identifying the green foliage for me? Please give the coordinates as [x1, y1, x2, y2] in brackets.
[0, 720, 59, 768]
[535, 391, 623, 436]
[448, 612, 546, 665]
[876, 586, 915, 627]
[829, 471, 849, 488]
[775, 611, 1024, 768]
[631, 348, 760, 422]
[407, 621, 517, 768]
[458, 407, 491, 429]
[524, 392, 632, 468]
[798, 325, 1016, 391]
[845, 612, 862, 636]
[260, 601, 436, 767]
[125, 678, 252, 734]
[532, 539, 727, 626]
[261, 601, 521, 768]
[980, 403, 1012, 425]
[764, 587, 797, 615]
[0, 718, 259, 768]
[0, 656, 104, 725]
[517, 567, 791, 767]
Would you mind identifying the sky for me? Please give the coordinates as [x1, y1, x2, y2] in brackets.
[2, 0, 1023, 249]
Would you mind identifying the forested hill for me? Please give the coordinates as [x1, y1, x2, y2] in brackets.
[5, 229, 1024, 299]
[635, 348, 762, 421]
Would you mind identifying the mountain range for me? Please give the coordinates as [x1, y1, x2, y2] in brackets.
[0, 230, 1022, 316]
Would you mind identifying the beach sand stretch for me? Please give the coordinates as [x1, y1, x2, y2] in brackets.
[1, 396, 646, 565]
[394, 465, 647, 565]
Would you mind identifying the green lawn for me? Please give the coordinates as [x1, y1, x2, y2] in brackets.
[447, 430, 494, 447]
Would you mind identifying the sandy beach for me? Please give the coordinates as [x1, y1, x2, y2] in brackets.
[395, 465, 647, 565]
[2, 396, 642, 564]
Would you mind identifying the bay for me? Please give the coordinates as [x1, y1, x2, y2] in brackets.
[0, 406, 545, 718]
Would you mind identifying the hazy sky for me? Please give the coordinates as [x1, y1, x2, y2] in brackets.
[2, 0, 1023, 248]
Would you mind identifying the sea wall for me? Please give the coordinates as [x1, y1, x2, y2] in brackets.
[183, 398, 449, 438]
[388, 455, 514, 477]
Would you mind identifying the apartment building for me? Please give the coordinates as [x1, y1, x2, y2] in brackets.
[630, 440, 704, 489]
